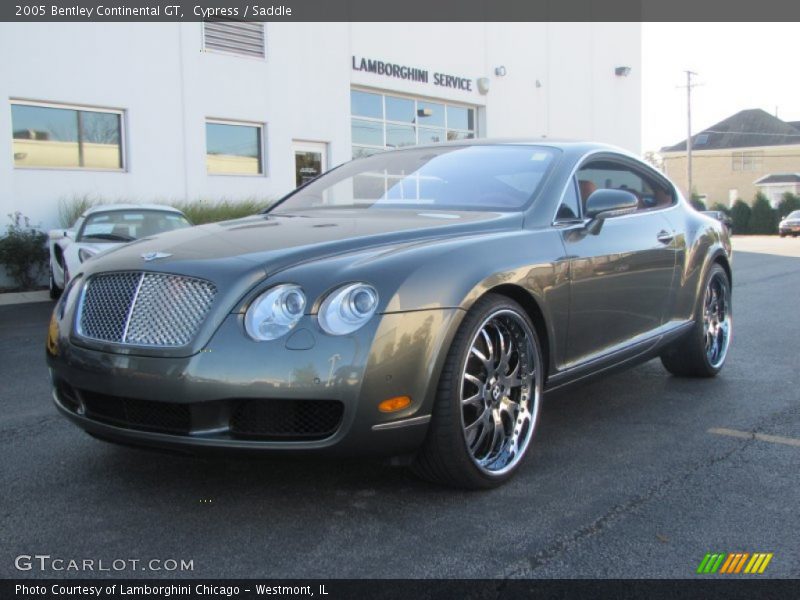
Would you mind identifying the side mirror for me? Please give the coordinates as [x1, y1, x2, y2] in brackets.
[584, 189, 639, 234]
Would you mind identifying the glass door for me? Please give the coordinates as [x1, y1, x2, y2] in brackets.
[292, 141, 328, 187]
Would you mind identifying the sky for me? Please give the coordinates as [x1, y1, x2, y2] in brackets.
[641, 23, 800, 154]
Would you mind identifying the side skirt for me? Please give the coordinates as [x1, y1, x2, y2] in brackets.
[544, 320, 694, 393]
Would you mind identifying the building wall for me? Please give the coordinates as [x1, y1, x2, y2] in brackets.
[0, 22, 641, 232]
[662, 144, 800, 207]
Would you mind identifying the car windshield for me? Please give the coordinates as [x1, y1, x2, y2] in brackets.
[788, 210, 800, 219]
[78, 210, 191, 242]
[271, 145, 560, 213]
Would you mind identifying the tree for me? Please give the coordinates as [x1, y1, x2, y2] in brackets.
[748, 193, 777, 235]
[710, 202, 730, 215]
[730, 199, 751, 234]
[690, 192, 707, 212]
[643, 151, 664, 171]
[776, 192, 800, 220]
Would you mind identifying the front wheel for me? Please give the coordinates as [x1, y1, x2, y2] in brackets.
[661, 264, 732, 377]
[412, 294, 544, 489]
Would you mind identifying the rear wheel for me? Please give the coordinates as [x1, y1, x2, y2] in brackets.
[412, 294, 543, 489]
[661, 264, 731, 377]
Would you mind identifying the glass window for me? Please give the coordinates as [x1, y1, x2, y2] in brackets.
[447, 105, 475, 131]
[352, 146, 383, 160]
[447, 130, 475, 141]
[78, 210, 190, 242]
[351, 119, 383, 146]
[272, 145, 559, 213]
[351, 90, 382, 119]
[11, 102, 123, 169]
[385, 96, 415, 123]
[417, 101, 445, 127]
[577, 160, 674, 211]
[418, 127, 446, 145]
[386, 123, 416, 148]
[206, 121, 263, 175]
[350, 89, 477, 158]
[556, 179, 581, 220]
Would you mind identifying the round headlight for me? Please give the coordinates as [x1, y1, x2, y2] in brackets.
[244, 284, 306, 341]
[318, 283, 379, 335]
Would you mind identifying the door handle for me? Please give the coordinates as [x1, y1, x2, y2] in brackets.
[657, 230, 674, 244]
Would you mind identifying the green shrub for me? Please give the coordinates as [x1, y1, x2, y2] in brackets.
[58, 195, 101, 228]
[748, 193, 777, 234]
[777, 192, 800, 220]
[730, 199, 751, 234]
[710, 202, 730, 215]
[0, 212, 49, 290]
[170, 198, 273, 225]
[690, 192, 707, 212]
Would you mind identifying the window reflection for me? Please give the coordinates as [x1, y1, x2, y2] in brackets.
[350, 90, 383, 119]
[11, 103, 122, 169]
[385, 96, 415, 123]
[350, 89, 477, 158]
[206, 121, 263, 175]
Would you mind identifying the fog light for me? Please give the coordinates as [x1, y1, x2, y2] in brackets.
[378, 396, 411, 413]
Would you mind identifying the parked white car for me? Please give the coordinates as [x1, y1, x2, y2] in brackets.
[48, 204, 192, 298]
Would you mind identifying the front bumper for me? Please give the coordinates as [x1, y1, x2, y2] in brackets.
[47, 308, 463, 457]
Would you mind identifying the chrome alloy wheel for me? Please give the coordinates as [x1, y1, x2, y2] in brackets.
[459, 309, 541, 476]
[703, 272, 732, 369]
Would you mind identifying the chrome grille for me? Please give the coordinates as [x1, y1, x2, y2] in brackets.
[77, 272, 217, 347]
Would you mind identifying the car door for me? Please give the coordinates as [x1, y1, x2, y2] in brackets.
[560, 156, 678, 366]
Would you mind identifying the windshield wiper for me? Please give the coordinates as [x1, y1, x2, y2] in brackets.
[81, 233, 135, 242]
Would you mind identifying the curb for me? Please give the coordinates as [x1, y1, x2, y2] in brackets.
[0, 290, 54, 306]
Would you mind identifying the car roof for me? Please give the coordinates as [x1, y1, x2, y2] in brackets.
[81, 203, 185, 217]
[377, 138, 641, 162]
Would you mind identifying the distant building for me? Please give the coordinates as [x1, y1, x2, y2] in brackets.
[661, 108, 800, 207]
[754, 173, 800, 206]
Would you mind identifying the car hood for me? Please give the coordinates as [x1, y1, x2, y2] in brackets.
[81, 208, 523, 282]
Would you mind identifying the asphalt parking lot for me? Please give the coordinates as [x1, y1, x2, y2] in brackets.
[2, 237, 798, 579]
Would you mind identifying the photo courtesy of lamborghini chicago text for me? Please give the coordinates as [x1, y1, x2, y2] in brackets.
[1, 0, 799, 598]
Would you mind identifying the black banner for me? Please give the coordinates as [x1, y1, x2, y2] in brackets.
[3, 579, 800, 600]
[3, 0, 800, 22]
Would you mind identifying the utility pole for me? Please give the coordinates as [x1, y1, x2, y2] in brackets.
[679, 70, 699, 200]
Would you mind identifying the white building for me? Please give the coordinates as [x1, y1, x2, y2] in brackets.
[0, 22, 641, 231]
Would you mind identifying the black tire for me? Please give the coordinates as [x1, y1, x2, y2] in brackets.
[779, 233, 786, 238]
[411, 294, 544, 489]
[49, 269, 62, 300]
[661, 264, 731, 378]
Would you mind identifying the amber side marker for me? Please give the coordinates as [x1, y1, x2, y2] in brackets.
[378, 396, 412, 413]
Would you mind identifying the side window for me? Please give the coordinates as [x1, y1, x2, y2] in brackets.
[577, 160, 674, 212]
[555, 178, 581, 221]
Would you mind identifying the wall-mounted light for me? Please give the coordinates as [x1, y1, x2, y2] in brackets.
[494, 66, 507, 77]
[615, 66, 632, 77]
[535, 79, 542, 88]
[477, 77, 490, 95]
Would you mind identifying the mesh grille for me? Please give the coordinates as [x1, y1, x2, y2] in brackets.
[231, 399, 344, 440]
[81, 390, 191, 435]
[77, 272, 216, 347]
